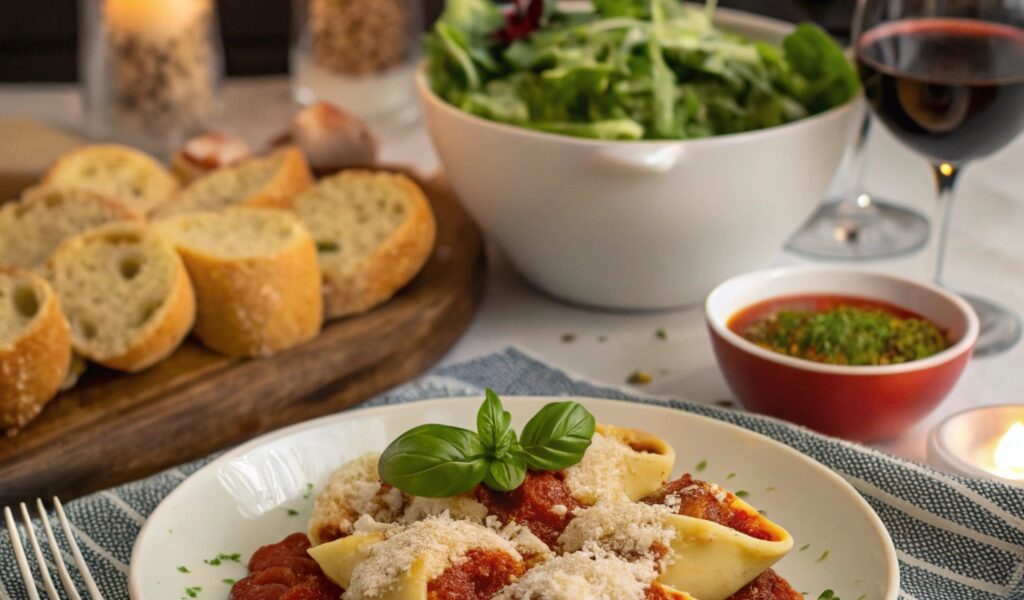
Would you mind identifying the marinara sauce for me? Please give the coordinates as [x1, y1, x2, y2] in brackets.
[427, 548, 525, 600]
[474, 470, 582, 547]
[230, 533, 341, 600]
[726, 569, 803, 600]
[644, 475, 777, 541]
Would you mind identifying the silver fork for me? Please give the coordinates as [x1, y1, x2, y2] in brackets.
[4, 497, 104, 600]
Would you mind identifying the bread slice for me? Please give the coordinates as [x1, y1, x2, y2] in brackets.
[156, 208, 323, 357]
[42, 144, 179, 215]
[170, 130, 251, 184]
[46, 223, 196, 372]
[0, 185, 142, 270]
[0, 268, 71, 433]
[289, 170, 436, 319]
[154, 147, 313, 218]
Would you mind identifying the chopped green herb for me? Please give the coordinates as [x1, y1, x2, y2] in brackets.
[817, 591, 838, 600]
[655, 329, 668, 341]
[561, 333, 576, 343]
[741, 304, 948, 366]
[726, 472, 736, 480]
[185, 587, 201, 598]
[627, 370, 652, 385]
[177, 566, 190, 573]
[316, 240, 340, 253]
[799, 543, 810, 551]
[223, 579, 237, 585]
[765, 486, 776, 492]
[204, 558, 220, 566]
[815, 549, 830, 563]
[695, 460, 707, 472]
[284, 508, 300, 516]
[204, 553, 241, 566]
[758, 509, 768, 516]
[735, 490, 749, 498]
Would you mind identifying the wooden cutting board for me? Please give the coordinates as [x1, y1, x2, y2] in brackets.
[0, 167, 486, 505]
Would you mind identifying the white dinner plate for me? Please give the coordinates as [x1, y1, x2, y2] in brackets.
[129, 397, 900, 599]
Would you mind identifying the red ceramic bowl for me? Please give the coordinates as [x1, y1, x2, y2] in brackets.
[705, 267, 979, 442]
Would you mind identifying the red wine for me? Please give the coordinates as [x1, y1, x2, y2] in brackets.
[858, 18, 1024, 163]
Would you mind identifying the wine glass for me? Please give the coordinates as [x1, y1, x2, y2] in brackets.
[786, 112, 931, 260]
[854, 0, 1024, 356]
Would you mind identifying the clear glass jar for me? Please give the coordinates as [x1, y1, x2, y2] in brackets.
[79, 0, 224, 156]
[290, 0, 423, 121]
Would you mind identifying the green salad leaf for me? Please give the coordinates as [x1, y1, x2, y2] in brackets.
[425, 0, 858, 140]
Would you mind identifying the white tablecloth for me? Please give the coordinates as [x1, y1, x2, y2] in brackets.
[2, 76, 1021, 466]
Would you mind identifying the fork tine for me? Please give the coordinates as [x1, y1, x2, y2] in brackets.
[54, 497, 104, 600]
[19, 503, 60, 600]
[35, 499, 82, 600]
[4, 505, 41, 600]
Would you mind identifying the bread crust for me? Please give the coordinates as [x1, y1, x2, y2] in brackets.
[0, 269, 71, 433]
[157, 146, 313, 218]
[42, 144, 179, 215]
[160, 209, 324, 357]
[47, 223, 197, 372]
[306, 171, 437, 319]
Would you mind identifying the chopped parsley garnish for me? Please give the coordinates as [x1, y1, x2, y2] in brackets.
[284, 508, 300, 517]
[302, 482, 314, 500]
[815, 549, 830, 563]
[223, 579, 237, 585]
[316, 240, 340, 253]
[735, 490, 749, 498]
[204, 553, 241, 566]
[741, 305, 948, 366]
[817, 591, 839, 600]
[176, 566, 190, 573]
[655, 329, 668, 341]
[560, 333, 576, 343]
[695, 460, 707, 472]
[799, 543, 810, 551]
[726, 472, 736, 480]
[765, 486, 776, 492]
[184, 587, 201, 598]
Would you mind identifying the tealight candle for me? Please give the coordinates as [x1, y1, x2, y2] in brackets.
[928, 405, 1024, 486]
[105, 0, 207, 39]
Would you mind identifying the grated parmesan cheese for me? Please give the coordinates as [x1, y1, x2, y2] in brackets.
[485, 515, 554, 560]
[400, 494, 489, 525]
[308, 453, 406, 544]
[345, 515, 522, 599]
[492, 542, 659, 600]
[558, 502, 674, 560]
[564, 433, 637, 504]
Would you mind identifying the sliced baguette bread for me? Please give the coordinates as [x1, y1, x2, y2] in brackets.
[154, 147, 312, 218]
[289, 170, 436, 319]
[156, 208, 323, 357]
[0, 269, 71, 433]
[0, 185, 142, 270]
[42, 144, 179, 215]
[46, 223, 196, 372]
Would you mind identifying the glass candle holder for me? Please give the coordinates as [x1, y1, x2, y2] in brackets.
[79, 0, 224, 156]
[290, 0, 423, 121]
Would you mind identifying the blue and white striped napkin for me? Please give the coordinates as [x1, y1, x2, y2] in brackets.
[2, 348, 1022, 599]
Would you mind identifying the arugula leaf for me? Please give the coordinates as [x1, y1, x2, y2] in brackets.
[378, 424, 489, 497]
[478, 389, 516, 458]
[519, 401, 596, 470]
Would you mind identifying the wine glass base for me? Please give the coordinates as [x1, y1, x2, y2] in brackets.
[786, 198, 930, 260]
[958, 293, 1022, 357]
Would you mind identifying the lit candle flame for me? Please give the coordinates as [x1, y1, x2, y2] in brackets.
[992, 422, 1024, 480]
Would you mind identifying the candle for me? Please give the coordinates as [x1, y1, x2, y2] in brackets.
[989, 421, 1024, 480]
[928, 405, 1024, 487]
[105, 0, 208, 39]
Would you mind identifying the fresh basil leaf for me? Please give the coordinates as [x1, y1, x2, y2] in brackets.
[519, 401, 595, 470]
[378, 424, 490, 497]
[477, 389, 516, 458]
[482, 454, 527, 492]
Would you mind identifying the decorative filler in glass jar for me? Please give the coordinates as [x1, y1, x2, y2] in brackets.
[80, 0, 223, 155]
[291, 0, 422, 120]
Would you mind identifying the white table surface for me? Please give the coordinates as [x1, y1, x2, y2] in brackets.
[3, 77, 1022, 468]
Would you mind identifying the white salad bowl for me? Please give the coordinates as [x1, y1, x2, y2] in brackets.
[418, 6, 863, 309]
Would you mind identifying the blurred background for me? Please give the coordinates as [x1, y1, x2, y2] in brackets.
[0, 0, 856, 82]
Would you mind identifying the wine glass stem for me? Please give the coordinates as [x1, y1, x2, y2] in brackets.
[931, 163, 961, 287]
